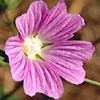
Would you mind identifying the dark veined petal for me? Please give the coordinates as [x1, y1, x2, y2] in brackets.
[5, 35, 30, 81]
[38, 1, 84, 43]
[15, 1, 48, 39]
[24, 60, 64, 99]
[39, 41, 95, 84]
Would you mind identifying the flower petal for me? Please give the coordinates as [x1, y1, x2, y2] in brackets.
[5, 35, 23, 55]
[39, 41, 95, 84]
[24, 60, 63, 99]
[15, 1, 48, 39]
[5, 35, 30, 81]
[38, 1, 85, 43]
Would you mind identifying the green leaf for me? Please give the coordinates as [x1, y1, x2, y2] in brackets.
[0, 0, 21, 11]
[0, 84, 18, 100]
[0, 84, 4, 98]
[0, 56, 9, 66]
[0, 49, 9, 63]
[0, 0, 7, 11]
[7, 95, 17, 100]
[5, 0, 21, 10]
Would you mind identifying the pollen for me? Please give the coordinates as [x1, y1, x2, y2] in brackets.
[22, 36, 43, 59]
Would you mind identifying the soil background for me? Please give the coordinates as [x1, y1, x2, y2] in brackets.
[0, 0, 100, 100]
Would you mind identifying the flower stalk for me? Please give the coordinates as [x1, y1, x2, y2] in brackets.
[5, 10, 18, 35]
[0, 82, 23, 100]
[84, 78, 100, 86]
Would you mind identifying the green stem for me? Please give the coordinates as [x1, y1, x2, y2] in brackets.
[0, 24, 9, 29]
[5, 10, 18, 35]
[84, 78, 100, 86]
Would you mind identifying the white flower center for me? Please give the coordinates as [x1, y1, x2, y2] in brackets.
[22, 36, 43, 59]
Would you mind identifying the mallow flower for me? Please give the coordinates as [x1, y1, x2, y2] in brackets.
[5, 0, 95, 99]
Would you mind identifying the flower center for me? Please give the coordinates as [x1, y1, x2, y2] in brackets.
[22, 36, 43, 59]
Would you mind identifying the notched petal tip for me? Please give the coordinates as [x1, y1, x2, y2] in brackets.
[77, 14, 85, 26]
[56, 0, 67, 10]
[59, 0, 65, 4]
[28, 0, 48, 13]
[72, 14, 85, 28]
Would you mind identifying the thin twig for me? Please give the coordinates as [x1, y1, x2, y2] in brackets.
[0, 82, 23, 100]
[93, 37, 100, 45]
[41, 93, 51, 100]
[5, 10, 18, 35]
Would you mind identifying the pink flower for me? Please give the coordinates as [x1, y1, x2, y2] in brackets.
[5, 0, 95, 99]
